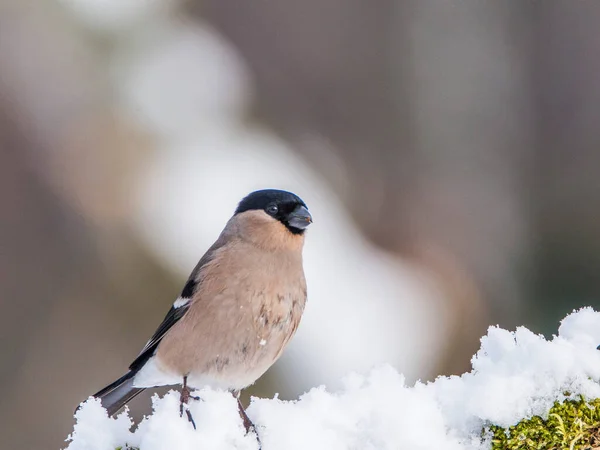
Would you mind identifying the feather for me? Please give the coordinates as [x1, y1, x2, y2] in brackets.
[91, 372, 144, 416]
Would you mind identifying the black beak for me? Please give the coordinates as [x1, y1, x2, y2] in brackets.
[287, 205, 313, 230]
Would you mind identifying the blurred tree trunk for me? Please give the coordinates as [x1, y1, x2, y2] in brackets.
[401, 0, 534, 366]
[529, 1, 600, 332]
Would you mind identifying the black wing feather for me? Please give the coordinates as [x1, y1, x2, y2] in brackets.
[129, 303, 190, 372]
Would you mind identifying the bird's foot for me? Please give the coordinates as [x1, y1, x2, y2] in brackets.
[238, 406, 256, 435]
[233, 391, 261, 448]
[180, 375, 200, 429]
[184, 409, 196, 429]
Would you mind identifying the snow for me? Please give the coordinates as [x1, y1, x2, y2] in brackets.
[68, 399, 134, 449]
[67, 308, 600, 450]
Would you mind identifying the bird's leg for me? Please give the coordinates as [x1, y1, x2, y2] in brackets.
[234, 391, 262, 449]
[233, 390, 257, 435]
[180, 375, 190, 416]
[180, 375, 199, 429]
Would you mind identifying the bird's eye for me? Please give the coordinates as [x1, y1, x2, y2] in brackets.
[266, 204, 278, 215]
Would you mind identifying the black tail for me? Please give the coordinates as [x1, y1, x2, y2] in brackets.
[91, 372, 145, 416]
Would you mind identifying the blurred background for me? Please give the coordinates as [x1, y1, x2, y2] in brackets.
[2, 0, 600, 448]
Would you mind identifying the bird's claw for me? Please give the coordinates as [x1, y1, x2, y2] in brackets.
[179, 375, 199, 429]
[185, 409, 196, 429]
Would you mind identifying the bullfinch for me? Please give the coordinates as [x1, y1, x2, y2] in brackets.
[87, 189, 312, 433]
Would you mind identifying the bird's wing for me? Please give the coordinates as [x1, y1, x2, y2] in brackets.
[128, 238, 228, 373]
[129, 300, 191, 372]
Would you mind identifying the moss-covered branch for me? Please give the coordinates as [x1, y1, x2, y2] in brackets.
[488, 397, 600, 450]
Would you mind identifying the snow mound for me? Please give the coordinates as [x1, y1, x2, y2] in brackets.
[66, 307, 600, 450]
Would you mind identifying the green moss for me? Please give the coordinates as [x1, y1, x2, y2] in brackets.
[488, 397, 600, 450]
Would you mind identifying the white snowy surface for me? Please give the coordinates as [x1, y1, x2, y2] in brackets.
[67, 308, 600, 450]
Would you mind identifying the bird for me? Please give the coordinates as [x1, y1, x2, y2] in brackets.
[87, 189, 312, 433]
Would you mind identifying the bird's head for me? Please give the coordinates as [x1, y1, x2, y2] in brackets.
[235, 189, 312, 234]
[231, 189, 312, 250]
